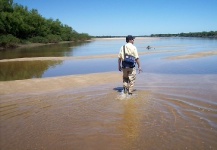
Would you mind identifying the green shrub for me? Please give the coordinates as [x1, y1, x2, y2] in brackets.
[29, 36, 49, 43]
[61, 34, 71, 41]
[0, 34, 20, 48]
[46, 34, 62, 43]
[19, 39, 32, 44]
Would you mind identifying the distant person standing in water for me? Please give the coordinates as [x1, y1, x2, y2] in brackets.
[118, 35, 142, 95]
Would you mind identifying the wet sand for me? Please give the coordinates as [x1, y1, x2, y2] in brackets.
[1, 71, 217, 150]
[1, 49, 217, 63]
[165, 50, 217, 59]
[0, 72, 121, 95]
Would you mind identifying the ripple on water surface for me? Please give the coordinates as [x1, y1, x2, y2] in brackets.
[0, 73, 217, 150]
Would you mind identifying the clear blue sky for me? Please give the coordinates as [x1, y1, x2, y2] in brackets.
[13, 0, 217, 36]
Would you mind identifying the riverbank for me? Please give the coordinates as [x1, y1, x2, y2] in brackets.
[92, 37, 160, 40]
[0, 37, 159, 50]
[17, 41, 72, 49]
[0, 40, 93, 50]
[0, 41, 70, 50]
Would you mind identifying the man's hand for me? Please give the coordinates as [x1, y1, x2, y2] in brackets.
[118, 58, 122, 71]
[138, 67, 142, 74]
[119, 65, 122, 71]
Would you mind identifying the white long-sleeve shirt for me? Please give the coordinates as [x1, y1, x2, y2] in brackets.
[118, 43, 139, 60]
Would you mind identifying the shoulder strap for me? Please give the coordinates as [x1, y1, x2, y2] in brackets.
[123, 45, 125, 57]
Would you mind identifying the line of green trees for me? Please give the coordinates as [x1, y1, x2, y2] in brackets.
[93, 31, 217, 39]
[150, 31, 217, 37]
[0, 0, 91, 49]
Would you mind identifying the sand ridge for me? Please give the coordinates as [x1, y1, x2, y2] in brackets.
[0, 50, 184, 62]
[164, 50, 217, 59]
[0, 72, 121, 95]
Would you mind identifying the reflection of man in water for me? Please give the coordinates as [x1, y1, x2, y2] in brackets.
[118, 35, 142, 95]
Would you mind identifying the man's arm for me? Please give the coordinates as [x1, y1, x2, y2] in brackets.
[118, 58, 122, 71]
[135, 58, 142, 73]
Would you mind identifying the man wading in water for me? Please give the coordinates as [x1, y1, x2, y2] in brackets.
[118, 35, 142, 95]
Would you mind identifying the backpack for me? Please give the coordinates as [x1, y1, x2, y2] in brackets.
[122, 45, 135, 68]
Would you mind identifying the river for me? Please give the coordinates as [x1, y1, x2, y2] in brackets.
[0, 37, 217, 150]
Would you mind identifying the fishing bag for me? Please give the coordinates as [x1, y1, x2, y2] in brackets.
[122, 45, 135, 68]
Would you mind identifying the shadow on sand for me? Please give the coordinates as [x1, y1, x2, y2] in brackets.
[113, 87, 123, 93]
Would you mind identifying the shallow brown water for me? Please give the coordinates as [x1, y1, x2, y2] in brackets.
[0, 73, 216, 150]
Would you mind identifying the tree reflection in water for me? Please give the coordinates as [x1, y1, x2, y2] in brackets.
[0, 60, 62, 81]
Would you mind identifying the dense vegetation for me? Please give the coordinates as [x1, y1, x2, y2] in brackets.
[0, 0, 91, 49]
[150, 31, 217, 37]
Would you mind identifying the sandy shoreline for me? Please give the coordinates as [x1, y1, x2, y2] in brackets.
[7, 37, 158, 49]
[1, 49, 217, 62]
[92, 37, 160, 40]
[164, 50, 217, 59]
[0, 72, 121, 95]
[14, 41, 77, 49]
